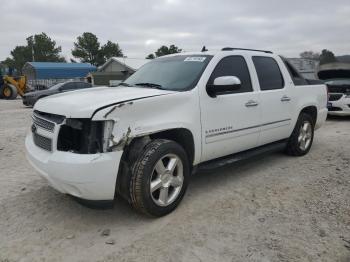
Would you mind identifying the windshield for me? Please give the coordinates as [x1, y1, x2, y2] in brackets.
[123, 55, 212, 91]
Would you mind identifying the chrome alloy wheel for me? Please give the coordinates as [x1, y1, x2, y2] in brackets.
[150, 154, 184, 207]
[298, 121, 312, 151]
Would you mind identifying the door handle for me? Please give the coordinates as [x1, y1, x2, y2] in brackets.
[281, 95, 291, 102]
[245, 100, 259, 107]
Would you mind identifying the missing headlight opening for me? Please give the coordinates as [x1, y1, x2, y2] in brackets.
[57, 119, 113, 154]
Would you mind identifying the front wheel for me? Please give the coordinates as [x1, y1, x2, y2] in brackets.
[129, 139, 190, 217]
[285, 113, 314, 156]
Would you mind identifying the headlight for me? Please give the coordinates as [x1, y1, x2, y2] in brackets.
[102, 120, 115, 152]
[58, 119, 115, 154]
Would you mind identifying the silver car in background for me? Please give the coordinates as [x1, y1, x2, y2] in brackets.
[22, 81, 92, 106]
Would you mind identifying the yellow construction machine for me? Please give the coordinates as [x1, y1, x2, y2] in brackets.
[0, 75, 28, 99]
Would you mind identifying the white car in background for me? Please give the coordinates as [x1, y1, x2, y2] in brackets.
[326, 79, 350, 116]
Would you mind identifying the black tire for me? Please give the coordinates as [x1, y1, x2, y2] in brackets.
[129, 139, 190, 217]
[1, 84, 17, 99]
[9, 84, 18, 99]
[286, 113, 314, 156]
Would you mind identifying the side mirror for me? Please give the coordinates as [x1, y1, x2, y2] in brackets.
[207, 76, 241, 97]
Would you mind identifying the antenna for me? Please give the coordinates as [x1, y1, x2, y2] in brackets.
[201, 46, 208, 52]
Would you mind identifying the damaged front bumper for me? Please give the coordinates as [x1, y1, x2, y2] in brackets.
[25, 134, 123, 201]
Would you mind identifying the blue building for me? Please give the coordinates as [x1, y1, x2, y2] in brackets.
[23, 62, 96, 80]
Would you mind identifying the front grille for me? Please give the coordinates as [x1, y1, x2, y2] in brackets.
[32, 114, 55, 132]
[329, 93, 344, 101]
[33, 133, 52, 151]
[34, 110, 65, 124]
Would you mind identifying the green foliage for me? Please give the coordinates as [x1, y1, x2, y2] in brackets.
[155, 45, 182, 57]
[299, 51, 320, 61]
[72, 33, 123, 66]
[72, 32, 103, 66]
[101, 41, 123, 60]
[28, 33, 65, 62]
[146, 53, 155, 59]
[6, 46, 31, 73]
[3, 33, 65, 73]
[147, 45, 182, 59]
[319, 49, 337, 65]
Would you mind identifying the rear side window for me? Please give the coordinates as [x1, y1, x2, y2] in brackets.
[208, 56, 253, 93]
[62, 82, 76, 90]
[253, 57, 284, 90]
[77, 82, 91, 89]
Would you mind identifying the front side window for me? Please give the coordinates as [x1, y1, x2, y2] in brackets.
[123, 55, 212, 91]
[208, 56, 253, 93]
[253, 56, 284, 90]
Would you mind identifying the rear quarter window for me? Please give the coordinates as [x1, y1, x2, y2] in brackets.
[253, 56, 284, 90]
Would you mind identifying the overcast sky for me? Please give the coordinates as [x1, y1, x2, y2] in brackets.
[1, 0, 349, 61]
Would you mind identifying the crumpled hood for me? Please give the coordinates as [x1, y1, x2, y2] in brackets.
[34, 86, 174, 118]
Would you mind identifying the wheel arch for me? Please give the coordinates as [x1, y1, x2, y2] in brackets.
[299, 106, 317, 125]
[115, 128, 195, 202]
[147, 128, 195, 166]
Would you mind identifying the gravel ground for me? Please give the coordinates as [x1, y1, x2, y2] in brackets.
[0, 99, 349, 262]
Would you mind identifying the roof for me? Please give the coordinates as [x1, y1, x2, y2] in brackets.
[163, 49, 277, 58]
[27, 62, 96, 70]
[100, 50, 278, 72]
[99, 57, 149, 72]
[23, 62, 96, 79]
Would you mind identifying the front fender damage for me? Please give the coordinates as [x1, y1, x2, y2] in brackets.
[110, 126, 132, 151]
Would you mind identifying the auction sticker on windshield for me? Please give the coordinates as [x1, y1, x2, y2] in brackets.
[184, 57, 206, 62]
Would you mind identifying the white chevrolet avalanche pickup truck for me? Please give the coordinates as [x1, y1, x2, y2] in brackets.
[26, 48, 328, 216]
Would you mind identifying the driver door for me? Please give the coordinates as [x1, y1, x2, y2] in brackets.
[199, 55, 261, 162]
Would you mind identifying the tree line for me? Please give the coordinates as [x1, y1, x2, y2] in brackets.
[1, 31, 340, 74]
[299, 49, 338, 65]
[1, 32, 182, 73]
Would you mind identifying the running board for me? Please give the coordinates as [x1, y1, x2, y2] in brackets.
[197, 140, 287, 172]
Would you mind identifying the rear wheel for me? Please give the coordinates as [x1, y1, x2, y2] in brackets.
[286, 113, 314, 156]
[129, 139, 190, 217]
[1, 84, 18, 99]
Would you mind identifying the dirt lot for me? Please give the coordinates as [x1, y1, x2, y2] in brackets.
[0, 99, 349, 262]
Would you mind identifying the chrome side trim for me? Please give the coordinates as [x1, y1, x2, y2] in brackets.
[205, 119, 291, 138]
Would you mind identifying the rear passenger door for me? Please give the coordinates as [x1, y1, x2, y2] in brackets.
[200, 55, 261, 161]
[252, 56, 293, 146]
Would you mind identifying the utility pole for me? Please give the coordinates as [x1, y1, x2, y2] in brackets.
[32, 42, 35, 62]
